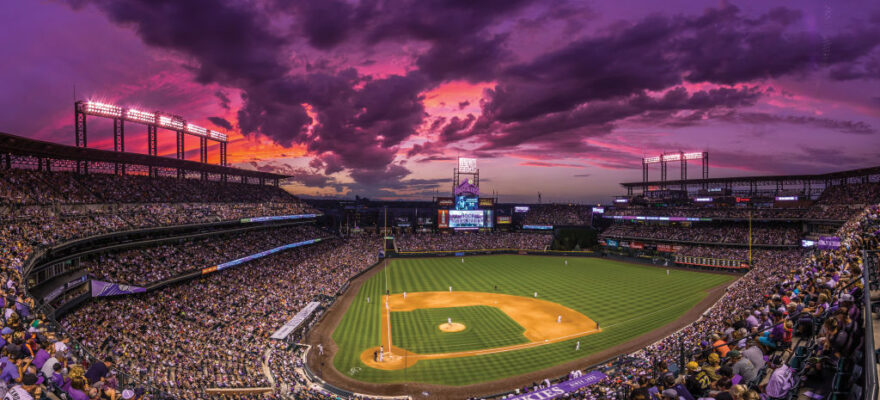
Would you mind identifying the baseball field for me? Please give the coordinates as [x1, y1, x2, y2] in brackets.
[329, 255, 734, 387]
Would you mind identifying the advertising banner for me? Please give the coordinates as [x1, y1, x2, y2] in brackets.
[241, 213, 317, 223]
[437, 209, 450, 228]
[817, 236, 841, 250]
[506, 371, 607, 400]
[91, 280, 146, 297]
[605, 215, 711, 222]
[437, 197, 454, 207]
[202, 238, 321, 274]
[458, 157, 477, 173]
[497, 216, 512, 224]
[523, 224, 553, 230]
[479, 197, 495, 207]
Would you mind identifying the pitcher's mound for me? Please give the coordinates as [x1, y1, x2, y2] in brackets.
[439, 322, 466, 332]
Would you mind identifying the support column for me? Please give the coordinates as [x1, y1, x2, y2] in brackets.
[176, 131, 185, 179]
[75, 102, 87, 173]
[200, 137, 208, 180]
[660, 160, 667, 190]
[147, 125, 158, 177]
[701, 153, 709, 189]
[680, 152, 687, 191]
[114, 118, 125, 175]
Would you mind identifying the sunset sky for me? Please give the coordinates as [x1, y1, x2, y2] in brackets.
[1, 0, 879, 203]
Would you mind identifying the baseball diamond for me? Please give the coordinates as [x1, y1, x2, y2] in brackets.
[320, 255, 735, 388]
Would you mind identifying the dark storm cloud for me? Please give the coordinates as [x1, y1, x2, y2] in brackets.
[292, 0, 356, 50]
[718, 112, 875, 135]
[66, 0, 287, 85]
[70, 0, 439, 188]
[247, 161, 343, 191]
[415, 34, 510, 83]
[460, 86, 762, 152]
[207, 117, 232, 131]
[438, 4, 880, 153]
[67, 0, 880, 191]
[214, 90, 231, 110]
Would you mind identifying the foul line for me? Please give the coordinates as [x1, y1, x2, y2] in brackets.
[373, 293, 706, 363]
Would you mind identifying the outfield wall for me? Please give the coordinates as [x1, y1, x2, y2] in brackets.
[391, 248, 596, 258]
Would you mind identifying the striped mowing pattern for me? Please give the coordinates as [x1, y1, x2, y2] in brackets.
[331, 255, 734, 386]
[390, 305, 529, 354]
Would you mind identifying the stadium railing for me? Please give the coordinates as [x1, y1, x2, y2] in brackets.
[863, 249, 878, 400]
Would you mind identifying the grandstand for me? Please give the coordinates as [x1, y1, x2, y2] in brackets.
[0, 128, 875, 400]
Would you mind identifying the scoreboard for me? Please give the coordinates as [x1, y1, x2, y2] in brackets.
[438, 209, 494, 229]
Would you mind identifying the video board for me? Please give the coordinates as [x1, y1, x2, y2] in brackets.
[456, 195, 478, 210]
[443, 210, 494, 228]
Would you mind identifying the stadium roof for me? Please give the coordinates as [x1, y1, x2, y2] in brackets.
[621, 165, 880, 189]
[0, 131, 288, 180]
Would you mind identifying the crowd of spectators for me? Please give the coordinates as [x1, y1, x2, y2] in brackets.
[0, 236, 153, 400]
[81, 225, 323, 286]
[61, 235, 381, 400]
[814, 182, 880, 206]
[494, 203, 878, 400]
[521, 204, 594, 226]
[601, 222, 801, 246]
[0, 167, 327, 400]
[0, 169, 301, 205]
[396, 232, 553, 251]
[605, 207, 811, 220]
[1, 164, 877, 400]
[674, 246, 758, 261]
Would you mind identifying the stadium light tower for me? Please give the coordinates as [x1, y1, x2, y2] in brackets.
[641, 151, 708, 193]
[74, 100, 229, 177]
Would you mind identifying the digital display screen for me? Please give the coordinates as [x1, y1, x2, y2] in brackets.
[694, 197, 713, 202]
[592, 207, 605, 214]
[456, 195, 478, 210]
[241, 214, 318, 223]
[523, 224, 553, 230]
[801, 239, 816, 247]
[614, 199, 628, 203]
[497, 216, 512, 224]
[775, 196, 798, 201]
[514, 206, 530, 213]
[449, 210, 494, 228]
[458, 157, 477, 173]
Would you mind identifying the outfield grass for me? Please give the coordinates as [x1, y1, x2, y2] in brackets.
[331, 255, 735, 386]
[390, 305, 529, 354]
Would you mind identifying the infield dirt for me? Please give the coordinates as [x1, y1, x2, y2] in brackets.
[360, 291, 600, 370]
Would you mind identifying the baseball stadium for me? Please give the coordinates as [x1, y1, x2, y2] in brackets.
[2, 2, 880, 400]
